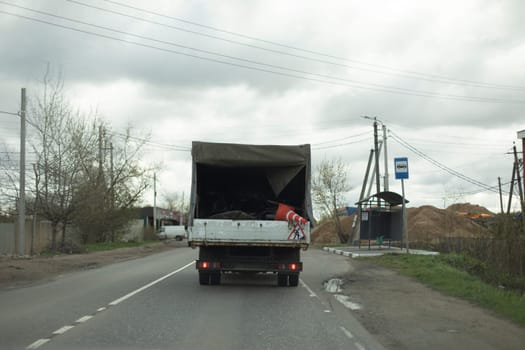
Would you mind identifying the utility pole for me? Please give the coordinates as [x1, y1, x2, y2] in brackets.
[382, 124, 389, 192]
[98, 126, 104, 183]
[498, 177, 504, 214]
[513, 144, 525, 227]
[109, 142, 114, 207]
[349, 149, 375, 244]
[153, 173, 157, 232]
[373, 118, 381, 198]
[366, 140, 383, 198]
[18, 88, 26, 256]
[507, 162, 516, 215]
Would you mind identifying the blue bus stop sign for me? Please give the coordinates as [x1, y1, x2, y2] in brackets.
[394, 157, 409, 180]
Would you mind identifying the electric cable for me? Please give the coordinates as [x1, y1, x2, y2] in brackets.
[67, 0, 525, 92]
[1, 5, 523, 104]
[95, 0, 525, 91]
[389, 129, 503, 194]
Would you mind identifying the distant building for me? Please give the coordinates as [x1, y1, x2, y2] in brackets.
[139, 206, 181, 228]
[336, 207, 358, 216]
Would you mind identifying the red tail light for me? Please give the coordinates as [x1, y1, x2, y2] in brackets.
[290, 263, 297, 271]
[201, 261, 209, 269]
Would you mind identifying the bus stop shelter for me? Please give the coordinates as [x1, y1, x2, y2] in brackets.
[356, 191, 408, 249]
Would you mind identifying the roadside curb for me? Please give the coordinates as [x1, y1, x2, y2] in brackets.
[322, 246, 439, 258]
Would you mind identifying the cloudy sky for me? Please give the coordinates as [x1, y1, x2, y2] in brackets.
[1, 0, 524, 214]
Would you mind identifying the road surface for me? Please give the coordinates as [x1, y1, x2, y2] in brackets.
[0, 247, 384, 350]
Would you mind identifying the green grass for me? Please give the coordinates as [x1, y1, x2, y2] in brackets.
[85, 240, 158, 252]
[365, 254, 525, 327]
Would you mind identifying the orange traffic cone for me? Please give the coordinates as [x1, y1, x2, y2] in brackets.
[275, 203, 307, 224]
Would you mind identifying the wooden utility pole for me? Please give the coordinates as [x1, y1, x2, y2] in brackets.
[498, 177, 504, 214]
[153, 173, 157, 232]
[513, 144, 525, 227]
[373, 119, 381, 199]
[18, 88, 26, 256]
[382, 123, 389, 192]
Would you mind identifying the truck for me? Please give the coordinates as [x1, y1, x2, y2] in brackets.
[188, 141, 313, 287]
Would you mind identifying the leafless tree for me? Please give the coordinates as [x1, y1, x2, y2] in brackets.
[27, 69, 154, 249]
[28, 71, 91, 250]
[312, 158, 351, 243]
[162, 191, 189, 225]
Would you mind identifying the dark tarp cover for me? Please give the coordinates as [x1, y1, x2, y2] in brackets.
[190, 141, 314, 223]
[192, 141, 310, 167]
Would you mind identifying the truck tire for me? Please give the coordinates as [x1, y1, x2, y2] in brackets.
[210, 272, 221, 285]
[288, 274, 299, 287]
[277, 273, 288, 287]
[199, 271, 210, 285]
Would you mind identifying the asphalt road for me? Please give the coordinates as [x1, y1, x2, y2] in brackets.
[0, 247, 385, 350]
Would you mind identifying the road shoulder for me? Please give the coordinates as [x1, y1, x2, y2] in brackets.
[340, 257, 525, 350]
[0, 240, 183, 290]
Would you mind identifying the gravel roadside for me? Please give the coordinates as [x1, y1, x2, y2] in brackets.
[0, 240, 185, 290]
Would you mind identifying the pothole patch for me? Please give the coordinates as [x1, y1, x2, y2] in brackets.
[324, 278, 344, 293]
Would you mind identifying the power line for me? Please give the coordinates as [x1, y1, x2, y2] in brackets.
[389, 129, 503, 194]
[1, 5, 524, 104]
[312, 130, 372, 147]
[0, 110, 19, 116]
[94, 0, 525, 92]
[67, 0, 524, 92]
[312, 135, 372, 150]
[111, 132, 190, 152]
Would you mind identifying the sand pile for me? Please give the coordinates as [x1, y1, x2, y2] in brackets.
[311, 203, 493, 244]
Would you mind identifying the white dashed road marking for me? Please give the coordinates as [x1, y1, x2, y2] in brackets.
[26, 261, 194, 350]
[52, 325, 75, 335]
[75, 315, 93, 323]
[109, 261, 194, 306]
[26, 338, 50, 349]
[340, 326, 354, 339]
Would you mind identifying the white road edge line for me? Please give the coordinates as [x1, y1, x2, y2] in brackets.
[340, 326, 354, 339]
[26, 338, 50, 349]
[299, 278, 319, 298]
[355, 342, 366, 350]
[109, 261, 194, 306]
[96, 307, 106, 312]
[52, 325, 75, 335]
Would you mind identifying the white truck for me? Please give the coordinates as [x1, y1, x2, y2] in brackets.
[188, 141, 313, 287]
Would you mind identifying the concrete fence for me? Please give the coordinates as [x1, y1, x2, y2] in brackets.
[0, 219, 53, 256]
[0, 218, 148, 256]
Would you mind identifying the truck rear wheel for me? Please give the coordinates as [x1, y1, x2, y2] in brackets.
[199, 271, 210, 285]
[277, 273, 288, 287]
[210, 272, 221, 285]
[289, 274, 299, 287]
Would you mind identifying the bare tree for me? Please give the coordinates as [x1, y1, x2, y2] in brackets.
[312, 158, 350, 243]
[29, 72, 89, 250]
[28, 69, 155, 248]
[163, 191, 189, 225]
[71, 126, 155, 243]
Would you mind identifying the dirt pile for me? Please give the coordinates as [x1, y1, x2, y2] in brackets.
[408, 204, 491, 242]
[311, 215, 355, 244]
[312, 203, 493, 244]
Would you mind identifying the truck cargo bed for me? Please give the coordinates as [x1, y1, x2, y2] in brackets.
[189, 219, 310, 248]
